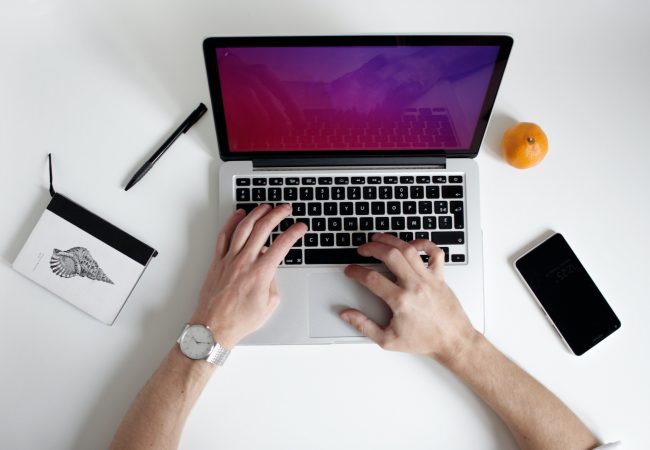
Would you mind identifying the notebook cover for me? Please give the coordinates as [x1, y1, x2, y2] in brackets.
[12, 193, 157, 325]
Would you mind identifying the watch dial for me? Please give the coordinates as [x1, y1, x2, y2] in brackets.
[180, 325, 215, 359]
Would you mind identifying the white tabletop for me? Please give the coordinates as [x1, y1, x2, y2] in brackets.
[1, 1, 648, 448]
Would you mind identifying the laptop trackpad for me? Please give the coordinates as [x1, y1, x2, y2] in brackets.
[308, 272, 392, 338]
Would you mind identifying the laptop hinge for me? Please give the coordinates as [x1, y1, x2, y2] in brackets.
[252, 156, 446, 169]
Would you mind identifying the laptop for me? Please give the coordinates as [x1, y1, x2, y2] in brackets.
[203, 35, 512, 344]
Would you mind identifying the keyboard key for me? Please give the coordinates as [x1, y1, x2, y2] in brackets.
[403, 201, 416, 215]
[418, 201, 432, 214]
[442, 185, 463, 199]
[355, 202, 370, 215]
[335, 177, 349, 185]
[269, 178, 283, 186]
[318, 177, 333, 185]
[300, 187, 314, 200]
[312, 218, 326, 231]
[395, 186, 408, 199]
[387, 202, 401, 215]
[360, 217, 374, 230]
[451, 254, 466, 262]
[316, 187, 329, 200]
[302, 177, 316, 185]
[368, 176, 382, 184]
[351, 177, 365, 184]
[235, 188, 250, 202]
[320, 233, 335, 246]
[305, 248, 379, 265]
[416, 176, 430, 184]
[344, 217, 358, 230]
[371, 202, 385, 215]
[426, 186, 440, 198]
[339, 202, 354, 215]
[391, 217, 405, 230]
[252, 188, 266, 201]
[400, 232, 414, 241]
[363, 186, 377, 199]
[296, 217, 310, 228]
[430, 232, 465, 245]
[307, 203, 322, 216]
[284, 249, 303, 264]
[434, 201, 448, 214]
[304, 233, 318, 247]
[280, 218, 295, 231]
[407, 216, 421, 230]
[286, 177, 300, 185]
[236, 203, 257, 214]
[328, 218, 342, 231]
[449, 176, 463, 184]
[375, 217, 390, 230]
[283, 187, 297, 201]
[399, 176, 414, 184]
[438, 216, 452, 229]
[423, 216, 437, 229]
[336, 233, 351, 246]
[432, 176, 447, 184]
[383, 176, 398, 184]
[410, 186, 424, 199]
[379, 186, 393, 199]
[451, 201, 464, 229]
[236, 178, 250, 186]
[324, 202, 338, 215]
[347, 187, 361, 200]
[415, 231, 429, 240]
[268, 187, 282, 201]
[352, 233, 367, 246]
[293, 203, 306, 216]
[332, 186, 345, 200]
[253, 178, 267, 186]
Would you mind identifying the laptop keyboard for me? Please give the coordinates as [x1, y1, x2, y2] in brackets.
[234, 173, 467, 266]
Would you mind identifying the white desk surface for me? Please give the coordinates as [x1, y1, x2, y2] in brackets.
[1, 1, 649, 448]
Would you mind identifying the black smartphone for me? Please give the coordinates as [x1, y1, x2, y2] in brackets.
[514, 233, 621, 355]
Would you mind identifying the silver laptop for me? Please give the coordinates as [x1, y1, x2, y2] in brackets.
[203, 35, 512, 344]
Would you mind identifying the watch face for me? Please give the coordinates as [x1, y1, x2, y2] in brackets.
[179, 325, 215, 360]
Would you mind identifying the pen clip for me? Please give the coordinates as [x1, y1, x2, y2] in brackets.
[48, 153, 56, 197]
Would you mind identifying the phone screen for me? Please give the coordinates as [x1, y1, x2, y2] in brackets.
[515, 233, 620, 355]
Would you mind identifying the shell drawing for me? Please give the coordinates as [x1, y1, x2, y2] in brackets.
[49, 247, 114, 284]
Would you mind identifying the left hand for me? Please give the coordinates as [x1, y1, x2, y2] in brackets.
[190, 204, 307, 349]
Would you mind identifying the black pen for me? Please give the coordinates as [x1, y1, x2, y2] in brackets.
[125, 103, 208, 191]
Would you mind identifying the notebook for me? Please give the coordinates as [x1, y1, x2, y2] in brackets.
[202, 35, 513, 344]
[12, 157, 158, 325]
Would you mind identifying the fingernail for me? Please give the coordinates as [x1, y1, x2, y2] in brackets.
[235, 208, 244, 214]
[341, 314, 351, 323]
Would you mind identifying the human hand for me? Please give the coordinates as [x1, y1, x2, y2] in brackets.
[340, 233, 478, 365]
[190, 204, 307, 349]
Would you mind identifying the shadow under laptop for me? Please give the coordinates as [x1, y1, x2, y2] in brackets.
[70, 160, 221, 450]
[482, 111, 518, 161]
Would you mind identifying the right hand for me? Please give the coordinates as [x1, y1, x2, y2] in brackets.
[340, 233, 479, 365]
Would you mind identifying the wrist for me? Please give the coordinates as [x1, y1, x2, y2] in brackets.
[188, 312, 238, 350]
[440, 330, 487, 375]
[431, 327, 483, 369]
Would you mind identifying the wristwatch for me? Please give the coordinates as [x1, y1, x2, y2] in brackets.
[177, 324, 230, 366]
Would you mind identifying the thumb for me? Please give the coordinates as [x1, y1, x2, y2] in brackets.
[340, 308, 385, 344]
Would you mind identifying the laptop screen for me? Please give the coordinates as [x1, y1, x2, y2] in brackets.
[204, 36, 512, 159]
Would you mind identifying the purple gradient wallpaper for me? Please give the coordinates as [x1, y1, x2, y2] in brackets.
[215, 46, 500, 152]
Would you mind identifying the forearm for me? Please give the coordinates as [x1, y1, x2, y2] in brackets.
[109, 346, 214, 450]
[446, 333, 599, 450]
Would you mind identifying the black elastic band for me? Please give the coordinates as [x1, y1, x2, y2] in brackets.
[48, 153, 56, 197]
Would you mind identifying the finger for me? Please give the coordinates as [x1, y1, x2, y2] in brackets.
[214, 209, 246, 262]
[357, 241, 414, 282]
[228, 203, 272, 254]
[260, 222, 308, 271]
[339, 308, 386, 345]
[370, 233, 429, 275]
[409, 239, 446, 280]
[343, 265, 401, 310]
[240, 204, 294, 259]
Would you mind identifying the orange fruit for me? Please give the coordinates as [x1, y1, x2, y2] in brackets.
[501, 122, 548, 169]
